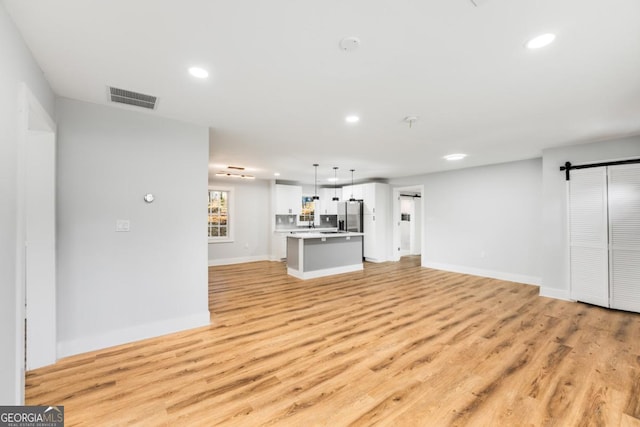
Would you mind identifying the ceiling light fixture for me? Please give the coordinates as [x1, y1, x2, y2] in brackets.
[188, 67, 209, 78]
[444, 153, 467, 161]
[525, 33, 556, 49]
[345, 115, 360, 124]
[215, 171, 255, 179]
[313, 164, 320, 200]
[349, 169, 357, 202]
[404, 116, 419, 128]
[274, 172, 280, 177]
[332, 167, 340, 201]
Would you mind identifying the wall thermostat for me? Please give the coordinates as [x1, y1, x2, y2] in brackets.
[143, 193, 154, 203]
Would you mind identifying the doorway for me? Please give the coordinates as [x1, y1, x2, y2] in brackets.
[392, 185, 424, 264]
[15, 84, 56, 402]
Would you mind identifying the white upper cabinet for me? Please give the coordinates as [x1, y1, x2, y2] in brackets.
[275, 184, 302, 215]
[318, 188, 339, 215]
[342, 183, 364, 201]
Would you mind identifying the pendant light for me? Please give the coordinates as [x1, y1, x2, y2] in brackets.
[332, 167, 339, 201]
[349, 169, 356, 202]
[312, 164, 320, 200]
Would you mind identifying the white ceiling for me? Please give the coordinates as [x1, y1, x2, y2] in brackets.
[6, 0, 640, 184]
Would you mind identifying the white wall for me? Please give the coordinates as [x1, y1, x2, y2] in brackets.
[208, 178, 271, 265]
[56, 98, 210, 357]
[540, 135, 640, 300]
[391, 158, 542, 285]
[0, 2, 55, 404]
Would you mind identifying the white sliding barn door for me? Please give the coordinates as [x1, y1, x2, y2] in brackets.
[568, 168, 609, 307]
[608, 164, 640, 312]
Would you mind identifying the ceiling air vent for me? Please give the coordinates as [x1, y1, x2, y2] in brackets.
[108, 87, 157, 110]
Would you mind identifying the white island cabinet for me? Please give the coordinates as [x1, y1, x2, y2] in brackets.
[286, 232, 364, 279]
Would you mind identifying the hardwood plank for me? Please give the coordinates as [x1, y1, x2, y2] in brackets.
[25, 256, 640, 425]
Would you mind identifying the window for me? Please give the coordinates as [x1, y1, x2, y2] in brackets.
[300, 196, 315, 222]
[208, 188, 233, 242]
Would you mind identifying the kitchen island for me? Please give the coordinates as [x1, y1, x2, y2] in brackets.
[286, 232, 364, 280]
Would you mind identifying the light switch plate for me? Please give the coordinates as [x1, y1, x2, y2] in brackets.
[116, 219, 130, 232]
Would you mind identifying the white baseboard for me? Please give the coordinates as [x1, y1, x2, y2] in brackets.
[539, 287, 572, 301]
[57, 310, 210, 358]
[423, 261, 541, 286]
[208, 255, 270, 266]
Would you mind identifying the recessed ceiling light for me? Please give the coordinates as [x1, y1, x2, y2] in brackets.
[274, 172, 280, 177]
[444, 153, 467, 161]
[327, 177, 339, 182]
[525, 33, 556, 49]
[188, 67, 209, 78]
[345, 115, 360, 123]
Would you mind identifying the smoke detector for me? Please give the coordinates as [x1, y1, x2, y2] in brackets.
[339, 37, 360, 51]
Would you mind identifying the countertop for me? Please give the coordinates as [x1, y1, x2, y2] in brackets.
[275, 227, 339, 234]
[286, 231, 364, 240]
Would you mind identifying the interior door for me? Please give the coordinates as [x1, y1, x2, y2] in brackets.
[608, 164, 640, 312]
[25, 130, 57, 370]
[568, 167, 609, 307]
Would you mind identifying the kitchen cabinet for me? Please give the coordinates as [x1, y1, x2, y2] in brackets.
[342, 183, 364, 201]
[363, 214, 377, 260]
[275, 184, 302, 215]
[362, 183, 390, 262]
[273, 232, 288, 260]
[362, 183, 377, 215]
[317, 188, 339, 215]
[286, 232, 364, 279]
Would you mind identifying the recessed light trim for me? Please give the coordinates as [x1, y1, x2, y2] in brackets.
[189, 67, 209, 78]
[345, 115, 360, 123]
[525, 33, 556, 49]
[444, 153, 467, 161]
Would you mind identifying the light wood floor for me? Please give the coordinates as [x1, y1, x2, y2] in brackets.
[26, 257, 640, 426]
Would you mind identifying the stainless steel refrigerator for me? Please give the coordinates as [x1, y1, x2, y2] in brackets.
[337, 200, 363, 232]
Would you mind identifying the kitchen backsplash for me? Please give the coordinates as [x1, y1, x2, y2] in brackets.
[275, 214, 338, 230]
[319, 215, 338, 227]
[275, 214, 297, 229]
